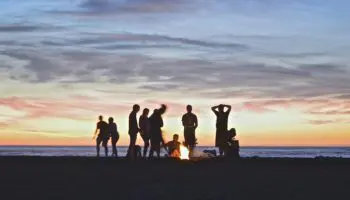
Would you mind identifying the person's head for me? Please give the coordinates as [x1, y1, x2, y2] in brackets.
[173, 134, 179, 142]
[108, 117, 114, 123]
[159, 104, 167, 114]
[228, 128, 236, 138]
[186, 105, 192, 113]
[218, 104, 224, 112]
[98, 115, 103, 121]
[133, 104, 140, 112]
[142, 108, 149, 116]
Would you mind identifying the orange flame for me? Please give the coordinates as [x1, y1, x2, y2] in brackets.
[179, 144, 189, 160]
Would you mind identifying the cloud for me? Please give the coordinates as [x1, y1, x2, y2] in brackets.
[307, 120, 336, 125]
[308, 110, 350, 115]
[0, 96, 131, 121]
[228, 98, 350, 115]
[307, 119, 350, 125]
[41, 33, 248, 51]
[53, 0, 190, 17]
[0, 24, 62, 32]
[81, 0, 187, 13]
[2, 47, 350, 102]
[334, 94, 350, 100]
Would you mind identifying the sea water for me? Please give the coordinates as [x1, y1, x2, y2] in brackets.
[0, 146, 350, 158]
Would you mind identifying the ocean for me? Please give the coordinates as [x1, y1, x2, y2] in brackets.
[0, 146, 350, 158]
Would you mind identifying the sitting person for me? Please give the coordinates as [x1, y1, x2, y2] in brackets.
[164, 134, 181, 158]
[222, 128, 240, 158]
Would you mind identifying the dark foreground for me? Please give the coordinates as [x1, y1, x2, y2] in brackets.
[1, 156, 350, 200]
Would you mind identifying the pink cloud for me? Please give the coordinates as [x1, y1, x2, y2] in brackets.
[233, 98, 350, 115]
[0, 96, 131, 121]
[307, 119, 350, 125]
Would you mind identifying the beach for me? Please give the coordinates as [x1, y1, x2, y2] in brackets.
[1, 156, 350, 200]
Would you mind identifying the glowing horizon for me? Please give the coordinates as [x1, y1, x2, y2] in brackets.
[1, 0, 350, 146]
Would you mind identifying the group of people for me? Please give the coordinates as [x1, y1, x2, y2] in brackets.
[93, 103, 239, 159]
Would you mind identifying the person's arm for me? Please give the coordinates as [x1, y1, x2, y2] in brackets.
[93, 123, 99, 139]
[135, 115, 140, 132]
[225, 105, 232, 113]
[181, 114, 185, 127]
[139, 116, 144, 134]
[211, 105, 219, 114]
[160, 116, 163, 128]
[194, 114, 198, 129]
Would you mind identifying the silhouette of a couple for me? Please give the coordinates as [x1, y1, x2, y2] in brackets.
[93, 116, 119, 157]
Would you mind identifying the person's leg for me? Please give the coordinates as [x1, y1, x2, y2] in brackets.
[143, 139, 149, 158]
[217, 129, 225, 156]
[156, 144, 160, 158]
[115, 135, 119, 157]
[102, 140, 108, 157]
[219, 147, 224, 156]
[130, 133, 137, 146]
[96, 138, 102, 157]
[149, 146, 154, 158]
[127, 133, 137, 158]
[111, 138, 117, 156]
[136, 146, 142, 158]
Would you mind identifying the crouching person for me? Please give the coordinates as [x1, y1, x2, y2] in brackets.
[223, 128, 240, 159]
[165, 134, 181, 158]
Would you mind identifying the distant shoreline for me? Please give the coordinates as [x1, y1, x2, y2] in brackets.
[1, 145, 350, 148]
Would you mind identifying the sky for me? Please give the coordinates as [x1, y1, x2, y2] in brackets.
[1, 0, 350, 146]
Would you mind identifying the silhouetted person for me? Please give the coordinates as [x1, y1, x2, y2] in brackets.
[127, 104, 140, 158]
[222, 128, 240, 158]
[165, 134, 181, 157]
[108, 117, 119, 157]
[149, 104, 167, 158]
[128, 145, 142, 159]
[93, 115, 109, 157]
[211, 104, 231, 156]
[139, 108, 151, 157]
[182, 105, 198, 153]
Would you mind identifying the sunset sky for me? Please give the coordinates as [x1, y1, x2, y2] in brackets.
[1, 0, 350, 146]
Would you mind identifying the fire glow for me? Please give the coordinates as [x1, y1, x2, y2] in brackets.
[179, 144, 189, 160]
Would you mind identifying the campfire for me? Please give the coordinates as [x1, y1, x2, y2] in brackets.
[179, 144, 189, 160]
[169, 143, 190, 160]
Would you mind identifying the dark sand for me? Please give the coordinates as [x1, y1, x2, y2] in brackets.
[1, 156, 350, 200]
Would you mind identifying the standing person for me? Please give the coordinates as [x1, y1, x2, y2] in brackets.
[93, 115, 109, 157]
[127, 104, 140, 158]
[108, 117, 119, 157]
[149, 104, 167, 158]
[139, 108, 151, 158]
[211, 104, 231, 156]
[182, 105, 198, 153]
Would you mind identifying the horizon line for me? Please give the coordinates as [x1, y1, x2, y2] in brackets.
[1, 145, 349, 148]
